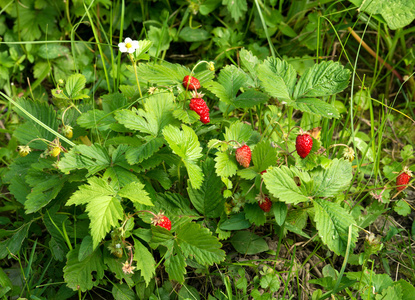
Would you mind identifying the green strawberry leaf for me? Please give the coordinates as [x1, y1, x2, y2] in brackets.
[240, 48, 261, 82]
[58, 144, 111, 176]
[165, 245, 187, 284]
[244, 203, 267, 226]
[65, 74, 89, 100]
[0, 222, 32, 260]
[214, 151, 238, 178]
[310, 159, 353, 198]
[257, 57, 297, 101]
[291, 98, 340, 119]
[176, 222, 225, 265]
[187, 158, 225, 218]
[133, 238, 156, 286]
[223, 121, 253, 144]
[223, 0, 247, 22]
[66, 177, 123, 249]
[163, 124, 204, 189]
[263, 166, 310, 204]
[230, 231, 269, 255]
[252, 140, 278, 172]
[313, 198, 358, 256]
[118, 182, 153, 206]
[63, 246, 106, 292]
[125, 137, 164, 165]
[293, 61, 350, 99]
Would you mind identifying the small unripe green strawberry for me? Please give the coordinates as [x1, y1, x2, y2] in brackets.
[50, 147, 61, 157]
[296, 133, 313, 158]
[236, 145, 251, 168]
[396, 167, 412, 191]
[18, 145, 31, 157]
[183, 75, 201, 90]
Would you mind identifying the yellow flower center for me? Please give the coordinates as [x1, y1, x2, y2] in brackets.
[125, 42, 132, 49]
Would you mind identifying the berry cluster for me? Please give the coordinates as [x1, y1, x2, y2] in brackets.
[183, 76, 210, 124]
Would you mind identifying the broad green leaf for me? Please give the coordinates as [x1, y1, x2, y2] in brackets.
[252, 140, 278, 172]
[257, 57, 297, 100]
[224, 121, 252, 144]
[102, 92, 127, 113]
[65, 74, 88, 100]
[293, 61, 350, 99]
[205, 65, 247, 105]
[291, 98, 340, 119]
[353, 137, 374, 162]
[398, 279, 415, 300]
[115, 91, 176, 136]
[25, 175, 64, 213]
[38, 44, 70, 59]
[146, 169, 172, 190]
[244, 204, 267, 226]
[112, 283, 136, 300]
[219, 213, 251, 230]
[187, 158, 224, 218]
[165, 245, 187, 283]
[313, 198, 358, 256]
[394, 200, 411, 216]
[375, 285, 402, 300]
[58, 144, 111, 176]
[230, 231, 269, 255]
[125, 137, 163, 165]
[13, 98, 59, 148]
[77, 110, 115, 131]
[134, 39, 153, 60]
[237, 168, 258, 180]
[133, 238, 156, 286]
[103, 167, 138, 189]
[78, 236, 93, 262]
[401, 145, 414, 161]
[150, 225, 174, 248]
[66, 177, 123, 249]
[118, 182, 153, 206]
[214, 151, 238, 178]
[349, 0, 415, 30]
[179, 27, 210, 42]
[163, 124, 204, 189]
[176, 222, 225, 265]
[0, 222, 31, 259]
[223, 0, 247, 22]
[63, 246, 106, 292]
[173, 107, 200, 124]
[240, 48, 261, 80]
[0, 267, 12, 297]
[272, 202, 287, 226]
[263, 166, 310, 204]
[233, 89, 269, 108]
[311, 159, 353, 198]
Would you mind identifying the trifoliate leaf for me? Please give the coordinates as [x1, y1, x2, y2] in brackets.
[118, 182, 153, 206]
[311, 159, 353, 198]
[58, 144, 111, 176]
[165, 245, 187, 283]
[224, 121, 252, 144]
[223, 0, 247, 22]
[257, 57, 297, 100]
[63, 246, 106, 292]
[349, 0, 415, 30]
[205, 65, 247, 106]
[176, 222, 225, 265]
[313, 198, 358, 256]
[163, 124, 204, 189]
[230, 231, 269, 255]
[244, 204, 267, 226]
[133, 238, 156, 286]
[114, 91, 176, 137]
[214, 151, 238, 178]
[66, 177, 123, 249]
[263, 166, 310, 204]
[252, 140, 278, 172]
[187, 158, 225, 218]
[65, 74, 89, 100]
[293, 61, 350, 99]
[125, 137, 164, 165]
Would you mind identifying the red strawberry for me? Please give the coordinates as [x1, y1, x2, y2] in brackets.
[296, 132, 313, 158]
[183, 75, 201, 90]
[258, 196, 272, 212]
[236, 145, 251, 168]
[189, 91, 210, 124]
[151, 213, 172, 231]
[396, 167, 412, 192]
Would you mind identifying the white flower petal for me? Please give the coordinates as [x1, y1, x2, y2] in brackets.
[131, 40, 139, 48]
[119, 45, 128, 53]
[127, 47, 135, 54]
[124, 37, 132, 43]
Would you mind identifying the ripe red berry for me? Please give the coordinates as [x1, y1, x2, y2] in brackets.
[296, 133, 313, 158]
[189, 91, 210, 124]
[236, 145, 251, 168]
[258, 196, 272, 212]
[151, 213, 172, 231]
[183, 75, 201, 90]
[396, 167, 412, 192]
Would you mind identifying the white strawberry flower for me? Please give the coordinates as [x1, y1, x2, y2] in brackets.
[118, 37, 139, 54]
